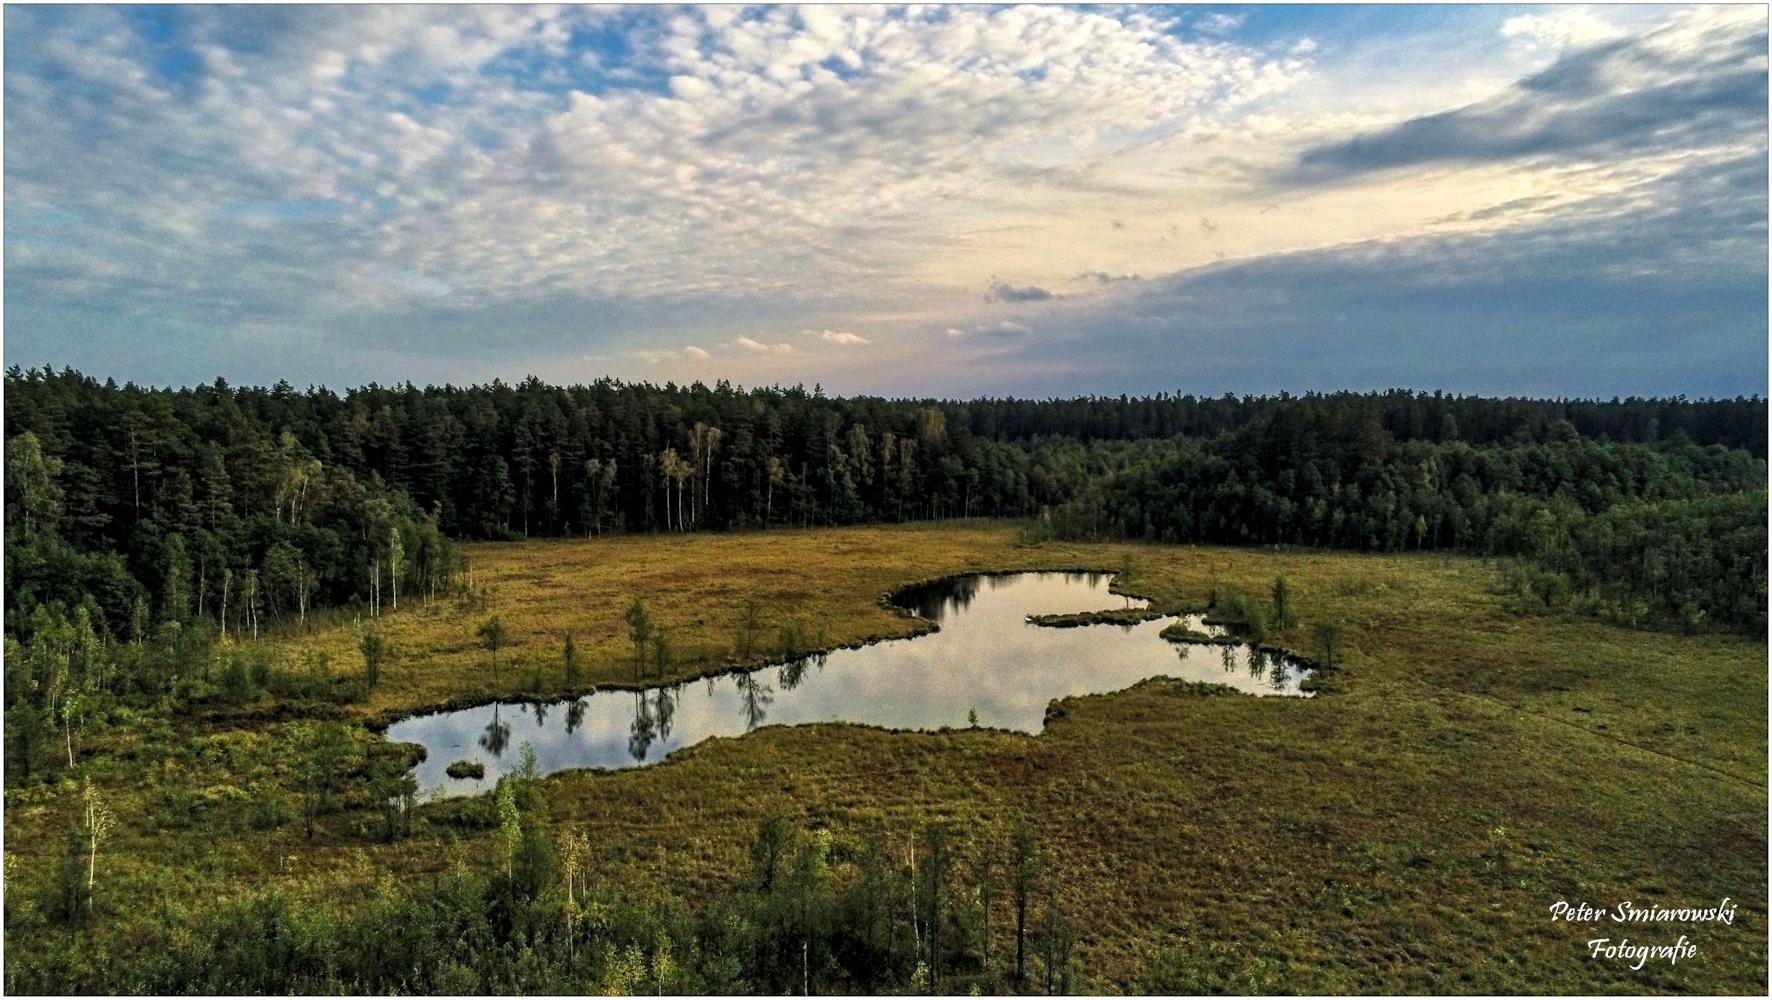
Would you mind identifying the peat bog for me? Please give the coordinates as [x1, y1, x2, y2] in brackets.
[389, 572, 1312, 793]
[4, 523, 1764, 994]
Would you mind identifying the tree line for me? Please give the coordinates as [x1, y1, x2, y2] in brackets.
[1026, 415, 1766, 632]
[6, 366, 1765, 641]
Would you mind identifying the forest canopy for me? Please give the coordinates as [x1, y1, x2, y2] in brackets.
[5, 366, 1766, 639]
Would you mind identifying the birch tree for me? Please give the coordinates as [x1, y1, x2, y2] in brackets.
[81, 778, 112, 918]
[387, 525, 403, 612]
[658, 448, 686, 531]
[765, 456, 785, 527]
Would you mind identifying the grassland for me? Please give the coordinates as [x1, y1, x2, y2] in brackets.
[4, 521, 1766, 993]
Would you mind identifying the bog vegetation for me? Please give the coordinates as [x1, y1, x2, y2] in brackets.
[3, 369, 1766, 993]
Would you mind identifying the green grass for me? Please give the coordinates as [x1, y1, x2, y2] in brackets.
[5, 521, 1765, 992]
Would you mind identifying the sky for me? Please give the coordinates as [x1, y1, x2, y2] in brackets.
[5, 3, 1766, 398]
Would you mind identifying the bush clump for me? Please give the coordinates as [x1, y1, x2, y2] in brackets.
[445, 759, 486, 780]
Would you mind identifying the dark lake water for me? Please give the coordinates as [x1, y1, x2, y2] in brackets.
[387, 572, 1312, 797]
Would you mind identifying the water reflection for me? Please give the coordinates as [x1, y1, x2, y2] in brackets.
[627, 692, 656, 762]
[656, 687, 676, 741]
[736, 674, 774, 731]
[479, 705, 511, 757]
[390, 572, 1312, 796]
[778, 652, 825, 692]
[894, 574, 986, 619]
[622, 688, 683, 763]
[895, 572, 1123, 621]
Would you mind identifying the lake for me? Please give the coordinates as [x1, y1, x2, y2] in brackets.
[387, 571, 1312, 796]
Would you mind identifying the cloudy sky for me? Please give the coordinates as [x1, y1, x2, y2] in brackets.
[5, 4, 1766, 397]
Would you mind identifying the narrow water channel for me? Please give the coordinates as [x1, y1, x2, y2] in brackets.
[388, 572, 1311, 796]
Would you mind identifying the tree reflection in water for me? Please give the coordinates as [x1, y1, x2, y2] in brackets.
[778, 657, 808, 691]
[654, 687, 677, 742]
[627, 691, 657, 762]
[391, 573, 1315, 793]
[479, 704, 511, 757]
[736, 673, 773, 731]
[896, 574, 985, 619]
[1267, 651, 1290, 690]
[625, 687, 682, 762]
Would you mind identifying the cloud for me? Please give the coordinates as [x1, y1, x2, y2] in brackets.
[985, 150, 1767, 399]
[1194, 13, 1246, 37]
[2, 5, 1760, 399]
[627, 343, 709, 364]
[988, 283, 1056, 303]
[1501, 9, 1624, 51]
[819, 331, 868, 345]
[3, 2, 1311, 376]
[733, 336, 793, 354]
[1296, 8, 1767, 179]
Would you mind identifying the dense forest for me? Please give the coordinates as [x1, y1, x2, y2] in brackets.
[6, 365, 1765, 645]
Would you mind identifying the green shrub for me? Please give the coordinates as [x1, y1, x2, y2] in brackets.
[446, 759, 486, 780]
[248, 784, 296, 831]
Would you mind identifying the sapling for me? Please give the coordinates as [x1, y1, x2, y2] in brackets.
[81, 778, 112, 918]
[1271, 576, 1294, 630]
[563, 634, 580, 687]
[477, 615, 508, 684]
[625, 600, 652, 681]
[359, 626, 387, 688]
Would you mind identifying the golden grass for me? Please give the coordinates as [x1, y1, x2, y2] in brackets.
[5, 521, 1766, 993]
[283, 522, 1194, 720]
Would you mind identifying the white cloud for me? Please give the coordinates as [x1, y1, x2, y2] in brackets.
[733, 336, 794, 354]
[626, 344, 709, 364]
[1501, 8, 1625, 50]
[4, 4, 1761, 396]
[1195, 13, 1246, 37]
[4, 5, 1313, 334]
[820, 330, 869, 345]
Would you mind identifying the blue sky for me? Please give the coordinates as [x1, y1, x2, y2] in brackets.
[5, 4, 1765, 396]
